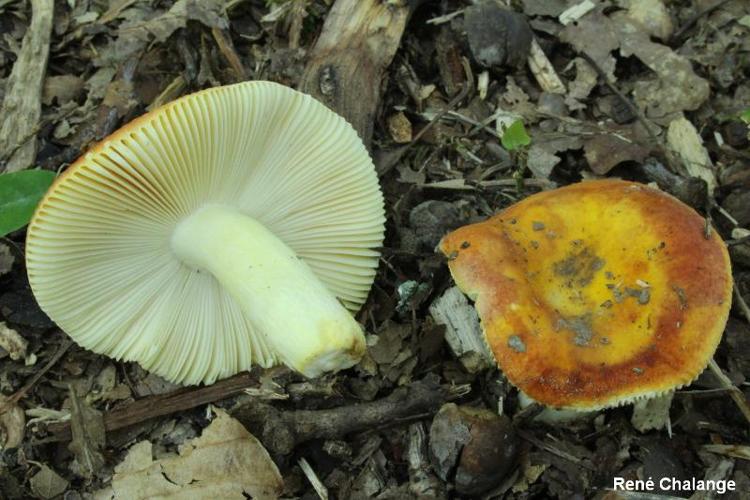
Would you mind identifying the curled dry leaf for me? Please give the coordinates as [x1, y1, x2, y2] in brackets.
[559, 10, 619, 79]
[583, 124, 651, 175]
[612, 12, 709, 122]
[0, 395, 25, 450]
[0, 321, 27, 361]
[624, 0, 673, 40]
[560, 7, 709, 122]
[29, 465, 69, 499]
[102, 409, 283, 500]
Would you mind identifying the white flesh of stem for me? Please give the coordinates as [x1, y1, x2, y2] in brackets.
[171, 205, 365, 377]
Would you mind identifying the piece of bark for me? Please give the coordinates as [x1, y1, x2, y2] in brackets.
[231, 375, 467, 456]
[527, 38, 566, 94]
[67, 386, 106, 479]
[299, 0, 418, 148]
[429, 287, 494, 373]
[0, 0, 54, 172]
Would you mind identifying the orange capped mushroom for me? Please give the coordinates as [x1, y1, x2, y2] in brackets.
[439, 180, 732, 410]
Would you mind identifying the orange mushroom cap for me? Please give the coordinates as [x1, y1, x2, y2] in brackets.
[439, 180, 732, 410]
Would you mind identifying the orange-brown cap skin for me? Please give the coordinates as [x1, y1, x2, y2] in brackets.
[439, 180, 732, 410]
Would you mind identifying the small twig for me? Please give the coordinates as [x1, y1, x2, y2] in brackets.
[719, 144, 750, 162]
[0, 338, 73, 416]
[516, 429, 596, 471]
[727, 234, 750, 247]
[426, 8, 464, 25]
[734, 286, 750, 326]
[419, 178, 555, 191]
[231, 375, 467, 456]
[211, 27, 247, 80]
[707, 358, 750, 426]
[675, 387, 736, 396]
[299, 457, 329, 500]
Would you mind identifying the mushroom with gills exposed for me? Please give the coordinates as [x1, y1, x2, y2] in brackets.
[439, 180, 733, 412]
[26, 81, 386, 385]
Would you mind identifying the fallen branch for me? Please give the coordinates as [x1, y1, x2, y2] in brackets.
[230, 375, 469, 456]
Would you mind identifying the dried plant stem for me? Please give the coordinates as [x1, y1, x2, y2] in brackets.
[0, 338, 72, 417]
[733, 286, 750, 325]
[707, 358, 750, 426]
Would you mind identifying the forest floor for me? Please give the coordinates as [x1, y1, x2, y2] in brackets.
[1, 0, 750, 498]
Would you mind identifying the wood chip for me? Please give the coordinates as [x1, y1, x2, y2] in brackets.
[429, 286, 494, 372]
[527, 38, 566, 94]
[68, 385, 106, 479]
[559, 0, 596, 26]
[667, 116, 717, 194]
[0, 395, 25, 450]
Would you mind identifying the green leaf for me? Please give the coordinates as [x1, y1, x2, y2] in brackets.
[501, 119, 532, 151]
[0, 169, 56, 236]
[739, 108, 750, 124]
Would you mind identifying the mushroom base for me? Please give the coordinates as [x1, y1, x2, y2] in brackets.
[171, 205, 366, 377]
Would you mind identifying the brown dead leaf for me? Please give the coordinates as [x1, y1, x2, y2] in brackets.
[30, 465, 69, 499]
[388, 112, 413, 143]
[98, 0, 228, 68]
[565, 58, 598, 111]
[521, 0, 567, 17]
[397, 164, 426, 185]
[560, 7, 708, 123]
[43, 75, 85, 106]
[68, 385, 106, 479]
[584, 124, 651, 174]
[527, 131, 583, 179]
[0, 395, 25, 450]
[501, 76, 536, 117]
[527, 145, 561, 179]
[559, 9, 619, 80]
[612, 12, 709, 122]
[103, 409, 283, 499]
[623, 0, 673, 40]
[121, 0, 227, 43]
[0, 321, 27, 361]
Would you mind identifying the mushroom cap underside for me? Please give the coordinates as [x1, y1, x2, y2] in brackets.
[26, 81, 385, 384]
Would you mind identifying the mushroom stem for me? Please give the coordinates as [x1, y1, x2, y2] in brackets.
[171, 205, 366, 377]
